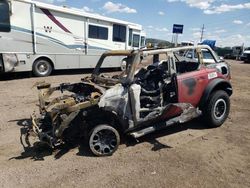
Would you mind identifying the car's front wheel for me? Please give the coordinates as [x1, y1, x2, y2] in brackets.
[202, 90, 230, 128]
[88, 124, 120, 156]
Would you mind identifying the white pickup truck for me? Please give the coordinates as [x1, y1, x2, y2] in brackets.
[241, 48, 250, 63]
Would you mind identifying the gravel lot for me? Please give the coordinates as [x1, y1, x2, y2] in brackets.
[0, 60, 249, 188]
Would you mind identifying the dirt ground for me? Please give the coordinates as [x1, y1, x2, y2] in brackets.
[0, 60, 249, 188]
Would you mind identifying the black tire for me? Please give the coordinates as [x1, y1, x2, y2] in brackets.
[202, 90, 230, 128]
[88, 124, 120, 156]
[33, 59, 53, 77]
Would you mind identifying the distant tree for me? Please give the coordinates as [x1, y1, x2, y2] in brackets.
[215, 47, 232, 57]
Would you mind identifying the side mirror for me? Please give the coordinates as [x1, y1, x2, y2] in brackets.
[218, 56, 225, 63]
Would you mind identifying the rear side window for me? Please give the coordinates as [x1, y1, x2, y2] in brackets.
[0, 0, 11, 32]
[140, 36, 145, 47]
[88, 25, 108, 40]
[133, 34, 140, 47]
[113, 24, 126, 42]
[128, 29, 132, 46]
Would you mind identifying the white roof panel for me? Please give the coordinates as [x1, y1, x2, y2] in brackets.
[14, 0, 142, 30]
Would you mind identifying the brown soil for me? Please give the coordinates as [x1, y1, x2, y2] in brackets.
[0, 60, 249, 188]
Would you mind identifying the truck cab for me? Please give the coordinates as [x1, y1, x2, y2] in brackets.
[241, 48, 250, 63]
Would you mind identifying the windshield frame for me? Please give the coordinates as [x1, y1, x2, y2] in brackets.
[91, 50, 140, 85]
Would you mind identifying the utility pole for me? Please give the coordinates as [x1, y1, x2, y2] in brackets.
[200, 24, 205, 42]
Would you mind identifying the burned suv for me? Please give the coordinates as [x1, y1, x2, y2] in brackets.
[29, 45, 232, 156]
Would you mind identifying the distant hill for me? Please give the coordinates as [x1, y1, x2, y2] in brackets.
[146, 38, 173, 48]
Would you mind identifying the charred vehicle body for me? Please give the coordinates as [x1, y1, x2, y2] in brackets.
[28, 45, 232, 156]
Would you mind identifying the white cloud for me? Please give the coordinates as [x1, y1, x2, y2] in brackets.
[218, 34, 246, 46]
[146, 26, 168, 32]
[246, 23, 250, 27]
[71, 6, 95, 13]
[214, 29, 226, 33]
[189, 32, 248, 47]
[155, 27, 169, 32]
[103, 1, 137, 14]
[145, 25, 171, 40]
[204, 3, 250, 14]
[233, 20, 243, 24]
[190, 27, 200, 31]
[43, 1, 95, 13]
[167, 1, 250, 15]
[82, 6, 94, 12]
[167, 0, 214, 10]
[158, 11, 165, 16]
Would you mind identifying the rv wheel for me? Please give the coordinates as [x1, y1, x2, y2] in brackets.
[120, 59, 127, 71]
[33, 59, 53, 77]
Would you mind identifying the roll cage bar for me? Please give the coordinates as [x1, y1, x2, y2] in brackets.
[91, 45, 219, 85]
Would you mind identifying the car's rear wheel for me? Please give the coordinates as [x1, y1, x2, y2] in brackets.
[202, 90, 230, 127]
[89, 124, 120, 156]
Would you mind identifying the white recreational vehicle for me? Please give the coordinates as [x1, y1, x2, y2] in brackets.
[0, 0, 146, 76]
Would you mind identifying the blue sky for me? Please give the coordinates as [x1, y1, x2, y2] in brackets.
[37, 0, 250, 47]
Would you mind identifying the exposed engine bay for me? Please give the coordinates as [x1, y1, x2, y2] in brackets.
[31, 81, 105, 146]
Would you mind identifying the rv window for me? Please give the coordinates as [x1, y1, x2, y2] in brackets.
[140, 36, 145, 47]
[133, 34, 140, 47]
[0, 0, 10, 32]
[113, 24, 126, 42]
[88, 25, 108, 40]
[128, 29, 132, 46]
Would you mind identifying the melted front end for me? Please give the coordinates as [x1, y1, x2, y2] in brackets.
[30, 82, 105, 147]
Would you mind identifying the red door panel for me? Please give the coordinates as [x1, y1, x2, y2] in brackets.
[177, 68, 209, 107]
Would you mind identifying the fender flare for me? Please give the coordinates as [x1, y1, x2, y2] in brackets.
[199, 78, 232, 108]
[85, 107, 128, 133]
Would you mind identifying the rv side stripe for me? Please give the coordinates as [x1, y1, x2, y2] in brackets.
[40, 8, 72, 34]
[11, 26, 109, 51]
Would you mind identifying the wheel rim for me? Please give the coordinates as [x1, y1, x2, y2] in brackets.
[213, 98, 227, 120]
[90, 129, 118, 155]
[121, 60, 127, 71]
[36, 61, 50, 75]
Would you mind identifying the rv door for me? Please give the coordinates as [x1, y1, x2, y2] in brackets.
[0, 0, 11, 32]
